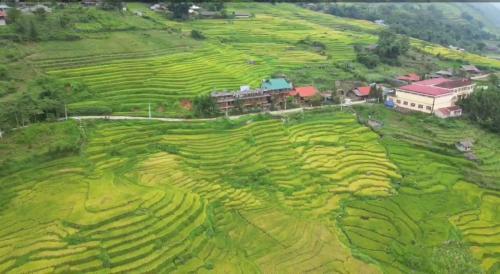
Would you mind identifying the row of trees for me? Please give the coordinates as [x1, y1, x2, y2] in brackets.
[0, 77, 94, 131]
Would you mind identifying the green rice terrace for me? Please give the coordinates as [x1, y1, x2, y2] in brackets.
[4, 2, 500, 117]
[0, 107, 499, 273]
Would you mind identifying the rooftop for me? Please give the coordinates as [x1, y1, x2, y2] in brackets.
[262, 78, 293, 91]
[354, 86, 371, 97]
[435, 79, 473, 89]
[397, 73, 420, 82]
[290, 86, 318, 98]
[399, 84, 451, 96]
[414, 77, 450, 86]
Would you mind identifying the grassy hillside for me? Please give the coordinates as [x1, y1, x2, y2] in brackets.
[0, 108, 498, 273]
[2, 2, 500, 118]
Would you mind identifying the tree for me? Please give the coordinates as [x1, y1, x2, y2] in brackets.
[376, 29, 409, 60]
[101, 0, 122, 10]
[168, 2, 191, 20]
[192, 94, 219, 117]
[488, 73, 499, 88]
[6, 8, 21, 24]
[29, 20, 38, 41]
[459, 86, 500, 133]
[33, 7, 47, 21]
[190, 30, 205, 40]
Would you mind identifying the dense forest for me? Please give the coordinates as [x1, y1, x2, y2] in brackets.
[304, 3, 496, 53]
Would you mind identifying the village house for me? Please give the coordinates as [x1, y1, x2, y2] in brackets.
[352, 86, 372, 99]
[387, 77, 475, 118]
[261, 78, 293, 107]
[397, 73, 421, 84]
[289, 86, 318, 104]
[211, 86, 271, 113]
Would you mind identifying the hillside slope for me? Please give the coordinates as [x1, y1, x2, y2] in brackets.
[0, 109, 499, 273]
[1, 2, 499, 118]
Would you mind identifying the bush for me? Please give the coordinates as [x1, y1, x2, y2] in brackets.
[191, 30, 206, 40]
[70, 106, 112, 116]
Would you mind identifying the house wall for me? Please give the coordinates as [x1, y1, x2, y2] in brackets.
[433, 94, 455, 111]
[392, 90, 436, 113]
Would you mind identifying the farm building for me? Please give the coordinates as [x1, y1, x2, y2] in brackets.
[289, 86, 318, 103]
[387, 77, 475, 118]
[397, 73, 421, 84]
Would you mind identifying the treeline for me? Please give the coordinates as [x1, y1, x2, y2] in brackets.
[459, 75, 500, 133]
[306, 3, 494, 52]
[0, 77, 94, 131]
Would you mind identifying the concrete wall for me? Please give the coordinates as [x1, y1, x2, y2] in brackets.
[392, 90, 435, 113]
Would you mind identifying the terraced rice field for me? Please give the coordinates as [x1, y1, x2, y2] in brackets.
[1, 109, 499, 273]
[26, 3, 378, 116]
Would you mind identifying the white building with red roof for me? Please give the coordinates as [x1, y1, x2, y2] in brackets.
[387, 77, 475, 118]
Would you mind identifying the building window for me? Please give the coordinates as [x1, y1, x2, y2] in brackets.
[418, 104, 423, 109]
[396, 100, 401, 104]
[426, 106, 432, 110]
[410, 103, 415, 107]
[403, 101, 408, 105]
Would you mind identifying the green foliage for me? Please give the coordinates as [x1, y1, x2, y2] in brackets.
[430, 238, 482, 274]
[63, 233, 90, 245]
[168, 2, 191, 20]
[190, 29, 206, 40]
[459, 85, 500, 133]
[324, 3, 494, 52]
[192, 94, 219, 118]
[376, 29, 410, 62]
[98, 248, 111, 268]
[354, 45, 380, 68]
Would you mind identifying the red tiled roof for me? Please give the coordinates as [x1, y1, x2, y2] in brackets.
[397, 73, 420, 82]
[435, 79, 473, 89]
[413, 77, 450, 86]
[355, 86, 371, 96]
[399, 84, 451, 96]
[290, 86, 318, 98]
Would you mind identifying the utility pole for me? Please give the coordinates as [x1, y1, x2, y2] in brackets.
[148, 103, 152, 119]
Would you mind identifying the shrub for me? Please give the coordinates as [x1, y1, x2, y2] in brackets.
[70, 106, 112, 115]
[191, 30, 206, 40]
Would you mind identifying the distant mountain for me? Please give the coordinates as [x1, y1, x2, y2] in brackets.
[307, 2, 500, 52]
